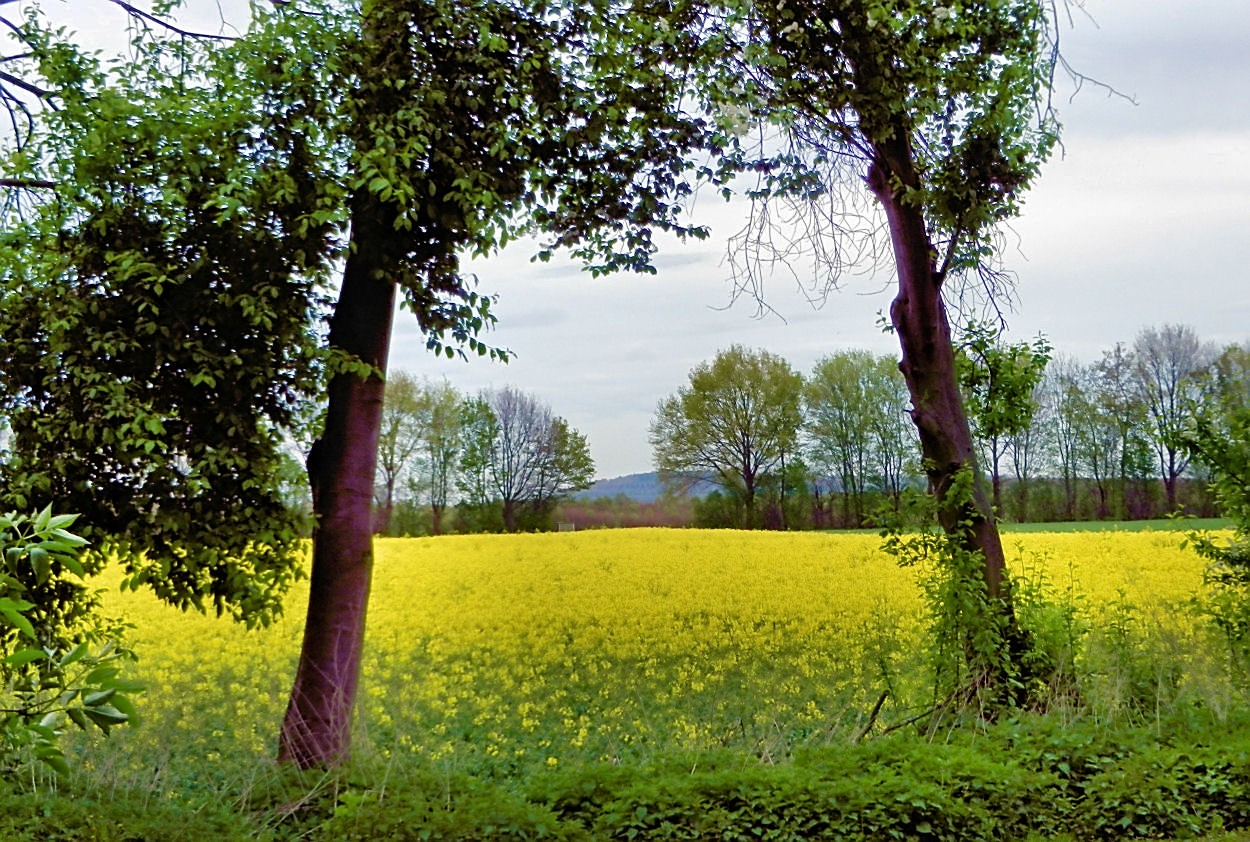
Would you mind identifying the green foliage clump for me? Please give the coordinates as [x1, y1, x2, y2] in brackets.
[880, 472, 1040, 717]
[0, 784, 266, 841]
[525, 722, 1250, 841]
[0, 509, 140, 778]
[1183, 344, 1250, 659]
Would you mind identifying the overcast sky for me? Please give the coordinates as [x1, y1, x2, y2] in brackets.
[62, 0, 1250, 479]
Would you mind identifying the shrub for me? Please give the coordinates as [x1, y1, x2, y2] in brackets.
[0, 508, 140, 777]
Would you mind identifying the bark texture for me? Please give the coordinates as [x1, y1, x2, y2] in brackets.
[277, 197, 396, 767]
[868, 139, 1010, 603]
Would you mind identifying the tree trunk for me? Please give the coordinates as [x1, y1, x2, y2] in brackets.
[742, 479, 756, 529]
[990, 438, 1003, 517]
[867, 142, 1012, 607]
[278, 197, 397, 768]
[378, 477, 396, 536]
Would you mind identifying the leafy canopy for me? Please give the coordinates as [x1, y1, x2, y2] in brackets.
[0, 0, 728, 622]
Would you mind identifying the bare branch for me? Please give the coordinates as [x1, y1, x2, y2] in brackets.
[1047, 0, 1138, 111]
[103, 0, 237, 41]
[0, 177, 54, 188]
[724, 129, 891, 322]
[0, 68, 49, 99]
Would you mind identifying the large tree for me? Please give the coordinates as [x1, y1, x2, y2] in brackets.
[1, 0, 725, 767]
[0, 6, 338, 624]
[698, 0, 1063, 691]
[651, 344, 803, 528]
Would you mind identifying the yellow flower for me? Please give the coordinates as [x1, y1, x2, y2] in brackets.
[78, 527, 1214, 785]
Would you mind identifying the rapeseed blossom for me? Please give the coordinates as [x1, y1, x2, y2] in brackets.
[79, 528, 1211, 786]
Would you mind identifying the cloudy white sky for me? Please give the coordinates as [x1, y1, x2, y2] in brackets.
[61, 0, 1250, 479]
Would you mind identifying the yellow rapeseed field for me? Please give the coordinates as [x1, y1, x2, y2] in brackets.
[82, 528, 1213, 787]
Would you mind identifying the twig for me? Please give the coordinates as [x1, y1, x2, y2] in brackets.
[852, 689, 889, 742]
[104, 0, 237, 42]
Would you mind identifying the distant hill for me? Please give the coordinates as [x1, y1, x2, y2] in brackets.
[577, 472, 714, 504]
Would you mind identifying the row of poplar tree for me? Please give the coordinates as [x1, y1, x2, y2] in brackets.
[652, 323, 1245, 529]
[367, 322, 1245, 534]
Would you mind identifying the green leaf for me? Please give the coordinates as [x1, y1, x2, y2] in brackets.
[84, 665, 120, 686]
[82, 704, 129, 732]
[4, 647, 49, 668]
[109, 692, 141, 724]
[0, 600, 37, 639]
[29, 546, 50, 585]
[58, 641, 90, 667]
[83, 687, 117, 707]
[36, 749, 70, 777]
[49, 527, 89, 547]
[45, 513, 79, 531]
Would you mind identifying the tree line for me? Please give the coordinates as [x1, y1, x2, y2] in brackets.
[648, 323, 1241, 530]
[371, 376, 594, 535]
[374, 322, 1242, 535]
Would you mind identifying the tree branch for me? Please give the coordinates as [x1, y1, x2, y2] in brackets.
[103, 0, 238, 42]
[0, 68, 50, 99]
[0, 177, 55, 189]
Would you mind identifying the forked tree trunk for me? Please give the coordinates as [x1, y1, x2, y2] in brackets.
[1164, 470, 1179, 512]
[278, 197, 396, 768]
[867, 140, 1013, 608]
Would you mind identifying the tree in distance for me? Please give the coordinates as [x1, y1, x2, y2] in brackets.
[1134, 323, 1217, 513]
[374, 371, 428, 535]
[418, 378, 464, 537]
[651, 345, 803, 529]
[458, 385, 595, 533]
[803, 349, 918, 528]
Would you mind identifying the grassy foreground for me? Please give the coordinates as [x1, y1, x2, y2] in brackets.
[6, 527, 1250, 840]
